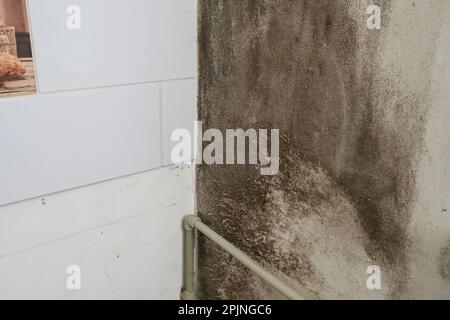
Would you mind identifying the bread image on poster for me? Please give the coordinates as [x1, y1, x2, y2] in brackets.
[0, 0, 36, 98]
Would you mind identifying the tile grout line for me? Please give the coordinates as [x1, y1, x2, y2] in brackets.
[0, 77, 195, 103]
[159, 83, 164, 166]
[0, 165, 179, 210]
[0, 201, 188, 260]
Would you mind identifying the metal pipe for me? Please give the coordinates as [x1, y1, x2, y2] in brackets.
[181, 216, 196, 300]
[182, 215, 305, 300]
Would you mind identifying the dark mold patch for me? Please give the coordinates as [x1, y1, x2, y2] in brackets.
[197, 0, 437, 299]
[440, 240, 450, 282]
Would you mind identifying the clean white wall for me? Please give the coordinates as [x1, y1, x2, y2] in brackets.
[0, 0, 197, 299]
[162, 80, 197, 166]
[0, 166, 194, 299]
[0, 84, 161, 205]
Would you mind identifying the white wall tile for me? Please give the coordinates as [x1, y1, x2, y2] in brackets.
[0, 165, 194, 257]
[0, 165, 194, 300]
[0, 83, 161, 206]
[27, 0, 197, 92]
[162, 79, 197, 165]
[0, 206, 186, 300]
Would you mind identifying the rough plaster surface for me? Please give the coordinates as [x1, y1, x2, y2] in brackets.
[197, 0, 450, 299]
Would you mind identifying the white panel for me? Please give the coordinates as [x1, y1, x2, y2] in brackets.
[162, 79, 197, 165]
[0, 165, 194, 300]
[0, 165, 194, 257]
[0, 206, 185, 300]
[27, 0, 197, 92]
[0, 83, 161, 206]
[0, 166, 194, 299]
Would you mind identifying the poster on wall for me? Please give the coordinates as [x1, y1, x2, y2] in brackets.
[0, 0, 36, 98]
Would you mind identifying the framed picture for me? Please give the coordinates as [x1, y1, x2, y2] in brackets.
[0, 0, 36, 98]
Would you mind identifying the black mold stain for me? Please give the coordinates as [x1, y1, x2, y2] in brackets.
[198, 0, 435, 299]
[440, 240, 450, 282]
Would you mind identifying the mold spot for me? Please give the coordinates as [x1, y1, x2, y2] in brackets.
[439, 240, 450, 282]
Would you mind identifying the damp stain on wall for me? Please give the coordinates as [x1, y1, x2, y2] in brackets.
[198, 0, 450, 299]
[440, 240, 450, 283]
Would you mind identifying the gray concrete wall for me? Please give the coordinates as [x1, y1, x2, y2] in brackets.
[197, 0, 450, 299]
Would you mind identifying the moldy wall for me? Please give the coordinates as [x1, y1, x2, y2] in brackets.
[197, 0, 450, 299]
